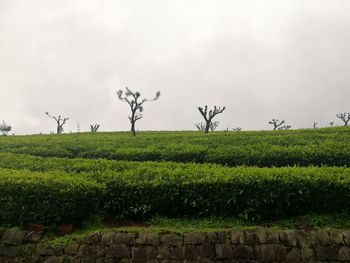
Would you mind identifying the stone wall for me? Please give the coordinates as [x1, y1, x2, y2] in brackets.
[2, 227, 350, 262]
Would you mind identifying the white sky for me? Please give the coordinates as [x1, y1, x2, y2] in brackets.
[1, 0, 350, 134]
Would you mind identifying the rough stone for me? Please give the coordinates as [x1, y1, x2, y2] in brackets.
[132, 246, 156, 261]
[280, 230, 305, 247]
[64, 243, 79, 256]
[339, 246, 350, 261]
[314, 246, 338, 261]
[342, 230, 350, 246]
[170, 246, 197, 260]
[114, 233, 135, 245]
[136, 233, 159, 245]
[184, 233, 206, 245]
[310, 231, 332, 246]
[38, 246, 55, 256]
[0, 244, 18, 257]
[25, 255, 43, 263]
[1, 228, 26, 246]
[254, 228, 279, 244]
[105, 244, 130, 258]
[287, 248, 301, 262]
[101, 232, 116, 246]
[160, 234, 183, 246]
[301, 248, 314, 260]
[83, 232, 102, 244]
[90, 244, 106, 257]
[232, 245, 254, 259]
[231, 230, 255, 245]
[329, 231, 344, 245]
[255, 244, 287, 261]
[157, 246, 170, 259]
[215, 244, 233, 259]
[198, 243, 214, 258]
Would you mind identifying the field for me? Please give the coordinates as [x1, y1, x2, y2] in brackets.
[1, 127, 350, 229]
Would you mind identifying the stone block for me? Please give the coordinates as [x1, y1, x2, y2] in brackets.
[310, 231, 332, 246]
[64, 243, 79, 256]
[314, 245, 338, 261]
[280, 230, 305, 247]
[215, 244, 233, 259]
[136, 233, 159, 245]
[157, 246, 170, 259]
[232, 245, 254, 259]
[1, 228, 26, 246]
[184, 233, 206, 245]
[160, 234, 183, 246]
[114, 233, 135, 245]
[254, 228, 279, 244]
[339, 246, 350, 261]
[101, 232, 116, 246]
[301, 248, 314, 261]
[198, 243, 214, 258]
[0, 245, 18, 257]
[105, 244, 130, 258]
[286, 248, 301, 262]
[255, 244, 287, 261]
[132, 246, 156, 261]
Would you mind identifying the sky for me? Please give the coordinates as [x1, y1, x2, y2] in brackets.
[1, 0, 350, 134]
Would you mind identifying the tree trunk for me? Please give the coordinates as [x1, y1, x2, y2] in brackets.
[131, 121, 136, 136]
[205, 121, 210, 133]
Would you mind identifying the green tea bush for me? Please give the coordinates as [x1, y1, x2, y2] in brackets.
[0, 127, 350, 167]
[1, 155, 350, 226]
[0, 168, 102, 226]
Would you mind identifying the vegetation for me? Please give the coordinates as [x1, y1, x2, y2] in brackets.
[197, 105, 225, 133]
[1, 127, 350, 230]
[0, 121, 12, 136]
[0, 127, 349, 167]
[45, 112, 69, 134]
[116, 87, 160, 135]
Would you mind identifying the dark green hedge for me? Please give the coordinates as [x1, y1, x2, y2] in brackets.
[0, 168, 102, 226]
[1, 156, 350, 226]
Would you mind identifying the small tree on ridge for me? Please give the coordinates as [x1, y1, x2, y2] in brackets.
[45, 112, 69, 134]
[117, 87, 160, 135]
[197, 105, 225, 133]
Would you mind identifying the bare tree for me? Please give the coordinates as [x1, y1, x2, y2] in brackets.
[0, 121, 12, 136]
[197, 105, 225, 133]
[195, 121, 220, 132]
[232, 127, 242, 132]
[45, 112, 69, 134]
[269, 119, 285, 130]
[336, 112, 350, 126]
[278, 125, 292, 130]
[330, 121, 335, 127]
[313, 122, 318, 129]
[90, 124, 100, 132]
[117, 87, 160, 135]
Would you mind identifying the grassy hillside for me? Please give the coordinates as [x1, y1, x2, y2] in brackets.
[0, 127, 350, 228]
[0, 127, 349, 167]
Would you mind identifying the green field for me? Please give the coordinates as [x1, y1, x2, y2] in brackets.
[1, 127, 350, 229]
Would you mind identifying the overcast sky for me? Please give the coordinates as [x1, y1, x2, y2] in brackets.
[1, 0, 350, 134]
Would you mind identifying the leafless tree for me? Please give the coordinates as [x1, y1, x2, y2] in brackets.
[45, 112, 69, 134]
[278, 125, 292, 130]
[197, 105, 225, 133]
[336, 112, 350, 126]
[313, 122, 318, 129]
[269, 119, 285, 130]
[90, 124, 100, 132]
[195, 121, 220, 132]
[232, 127, 242, 132]
[0, 121, 11, 136]
[330, 121, 335, 127]
[117, 87, 160, 135]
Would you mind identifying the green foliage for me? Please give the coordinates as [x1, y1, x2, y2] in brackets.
[0, 168, 102, 226]
[0, 127, 349, 167]
[1, 153, 350, 226]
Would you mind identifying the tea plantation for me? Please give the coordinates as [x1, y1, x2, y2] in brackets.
[1, 127, 350, 227]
